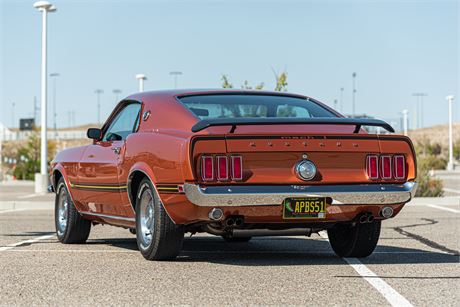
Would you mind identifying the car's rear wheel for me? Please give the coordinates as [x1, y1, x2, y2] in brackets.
[327, 220, 381, 258]
[135, 178, 184, 261]
[55, 177, 91, 243]
[222, 236, 252, 243]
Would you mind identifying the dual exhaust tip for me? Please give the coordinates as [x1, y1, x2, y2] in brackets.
[208, 208, 244, 227]
[359, 206, 394, 224]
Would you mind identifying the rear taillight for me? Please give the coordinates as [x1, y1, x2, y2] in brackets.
[231, 156, 243, 181]
[201, 156, 214, 181]
[366, 155, 379, 179]
[393, 155, 406, 179]
[380, 155, 392, 179]
[366, 154, 406, 180]
[200, 155, 243, 182]
[216, 156, 228, 181]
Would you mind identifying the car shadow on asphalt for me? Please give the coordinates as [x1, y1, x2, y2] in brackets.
[91, 236, 459, 265]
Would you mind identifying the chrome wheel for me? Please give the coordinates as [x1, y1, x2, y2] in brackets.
[57, 187, 68, 235]
[139, 188, 155, 248]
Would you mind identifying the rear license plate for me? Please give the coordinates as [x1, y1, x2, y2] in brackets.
[283, 197, 327, 219]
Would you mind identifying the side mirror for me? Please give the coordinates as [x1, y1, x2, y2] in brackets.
[87, 128, 102, 140]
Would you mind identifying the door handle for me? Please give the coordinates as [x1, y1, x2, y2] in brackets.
[112, 147, 121, 155]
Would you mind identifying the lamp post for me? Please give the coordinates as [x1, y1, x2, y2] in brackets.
[34, 1, 56, 193]
[402, 109, 409, 136]
[11, 102, 15, 127]
[94, 89, 103, 125]
[50, 72, 59, 138]
[136, 74, 147, 92]
[340, 87, 344, 113]
[412, 93, 428, 128]
[352, 73, 357, 117]
[113, 89, 122, 104]
[446, 95, 455, 171]
[169, 71, 183, 88]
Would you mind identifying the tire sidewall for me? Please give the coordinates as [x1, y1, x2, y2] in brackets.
[55, 179, 69, 241]
[135, 179, 159, 254]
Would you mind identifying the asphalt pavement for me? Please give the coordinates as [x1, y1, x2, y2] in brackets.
[0, 182, 459, 306]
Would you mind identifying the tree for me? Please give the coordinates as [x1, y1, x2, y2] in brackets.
[13, 132, 56, 180]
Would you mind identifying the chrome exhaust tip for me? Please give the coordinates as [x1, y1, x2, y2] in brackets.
[380, 206, 394, 219]
[208, 208, 224, 221]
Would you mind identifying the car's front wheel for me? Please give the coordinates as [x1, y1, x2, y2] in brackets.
[55, 177, 91, 243]
[327, 220, 381, 258]
[135, 178, 184, 261]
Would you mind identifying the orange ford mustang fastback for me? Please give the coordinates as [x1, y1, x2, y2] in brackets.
[49, 89, 417, 260]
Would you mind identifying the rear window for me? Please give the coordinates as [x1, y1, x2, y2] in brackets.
[179, 94, 337, 119]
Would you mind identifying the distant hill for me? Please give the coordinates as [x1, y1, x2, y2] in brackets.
[408, 123, 460, 147]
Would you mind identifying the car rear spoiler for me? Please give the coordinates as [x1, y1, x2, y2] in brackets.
[191, 118, 395, 133]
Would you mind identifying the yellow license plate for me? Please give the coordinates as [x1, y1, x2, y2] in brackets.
[283, 197, 327, 219]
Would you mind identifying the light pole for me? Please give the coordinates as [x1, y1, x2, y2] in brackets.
[50, 72, 59, 138]
[352, 73, 357, 117]
[340, 87, 344, 113]
[402, 109, 409, 136]
[333, 99, 338, 110]
[34, 1, 56, 193]
[11, 102, 15, 127]
[113, 89, 122, 104]
[136, 74, 147, 92]
[94, 89, 103, 125]
[446, 95, 455, 171]
[170, 71, 183, 88]
[412, 93, 428, 128]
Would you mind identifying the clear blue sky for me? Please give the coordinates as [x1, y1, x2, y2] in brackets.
[0, 0, 458, 129]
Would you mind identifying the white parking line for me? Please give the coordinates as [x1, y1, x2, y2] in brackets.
[443, 188, 460, 194]
[0, 208, 27, 214]
[17, 193, 41, 199]
[318, 231, 413, 307]
[426, 204, 460, 213]
[0, 234, 54, 251]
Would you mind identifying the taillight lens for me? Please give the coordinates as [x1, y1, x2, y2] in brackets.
[366, 155, 379, 179]
[231, 156, 243, 180]
[216, 156, 228, 181]
[201, 156, 214, 181]
[380, 155, 392, 179]
[393, 155, 406, 179]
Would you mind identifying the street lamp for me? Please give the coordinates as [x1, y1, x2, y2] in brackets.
[113, 89, 122, 104]
[401, 109, 409, 136]
[169, 71, 183, 88]
[412, 93, 428, 128]
[446, 95, 455, 171]
[34, 0, 57, 193]
[50, 72, 59, 138]
[340, 87, 344, 113]
[352, 73, 357, 117]
[94, 89, 103, 124]
[136, 74, 147, 92]
[11, 102, 15, 127]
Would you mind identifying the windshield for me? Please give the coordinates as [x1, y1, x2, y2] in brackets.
[179, 94, 337, 119]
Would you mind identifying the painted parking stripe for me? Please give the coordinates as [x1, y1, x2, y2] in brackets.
[426, 204, 460, 213]
[318, 231, 413, 307]
[0, 208, 27, 214]
[443, 187, 460, 194]
[0, 234, 54, 251]
[17, 193, 41, 199]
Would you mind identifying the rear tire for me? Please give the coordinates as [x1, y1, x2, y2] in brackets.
[55, 177, 91, 244]
[222, 236, 252, 243]
[135, 178, 184, 261]
[327, 220, 381, 258]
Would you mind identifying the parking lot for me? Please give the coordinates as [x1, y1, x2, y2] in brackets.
[0, 182, 459, 306]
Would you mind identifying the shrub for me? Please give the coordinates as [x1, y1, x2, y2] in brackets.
[415, 156, 444, 197]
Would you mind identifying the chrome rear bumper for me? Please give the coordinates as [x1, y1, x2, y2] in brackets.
[183, 182, 417, 207]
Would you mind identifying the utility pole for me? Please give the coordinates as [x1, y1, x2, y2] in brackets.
[352, 73, 357, 117]
[333, 99, 338, 110]
[33, 96, 38, 123]
[94, 89, 103, 125]
[11, 102, 15, 128]
[446, 95, 455, 171]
